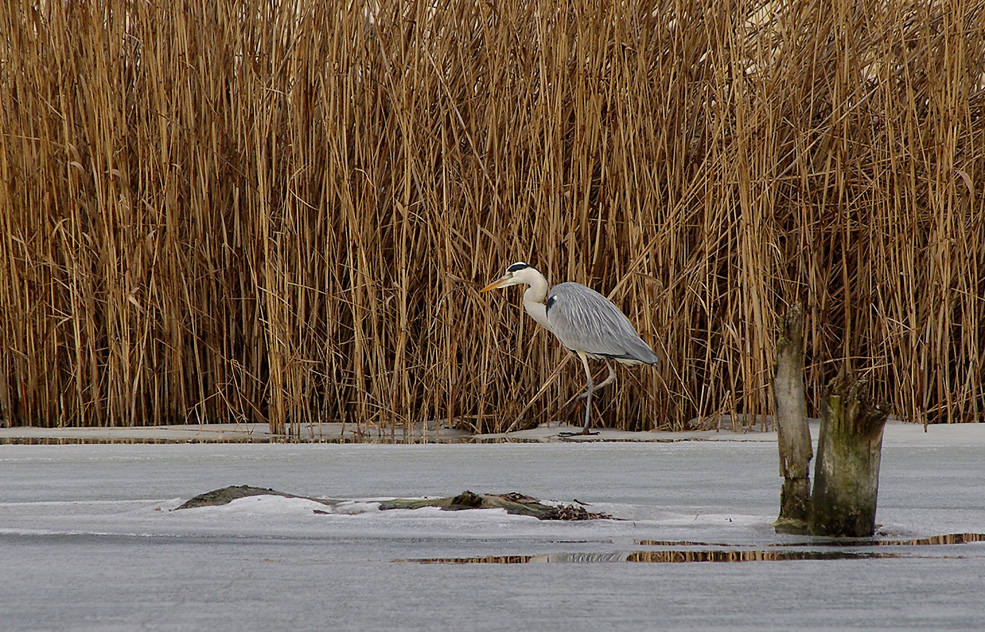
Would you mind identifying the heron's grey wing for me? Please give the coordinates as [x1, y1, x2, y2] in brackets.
[545, 282, 658, 365]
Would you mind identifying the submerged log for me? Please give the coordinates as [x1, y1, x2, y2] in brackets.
[809, 369, 891, 537]
[175, 486, 611, 521]
[772, 306, 813, 534]
[379, 490, 611, 520]
[174, 485, 338, 510]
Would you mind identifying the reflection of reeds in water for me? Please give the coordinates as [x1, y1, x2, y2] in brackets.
[2, 1, 983, 433]
[872, 533, 985, 546]
[625, 549, 893, 563]
[404, 533, 985, 564]
[641, 533, 985, 548]
[415, 555, 536, 565]
[407, 532, 985, 564]
[406, 549, 899, 564]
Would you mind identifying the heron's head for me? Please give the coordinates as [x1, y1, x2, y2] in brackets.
[480, 262, 539, 292]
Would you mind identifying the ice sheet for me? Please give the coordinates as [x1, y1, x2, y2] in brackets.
[1, 427, 983, 631]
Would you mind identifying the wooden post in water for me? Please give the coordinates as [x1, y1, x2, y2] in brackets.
[772, 305, 813, 533]
[808, 369, 891, 537]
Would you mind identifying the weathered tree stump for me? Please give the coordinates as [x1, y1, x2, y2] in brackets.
[809, 370, 891, 537]
[772, 305, 813, 533]
[772, 306, 891, 537]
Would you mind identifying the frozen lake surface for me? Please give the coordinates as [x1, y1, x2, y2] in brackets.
[2, 426, 984, 631]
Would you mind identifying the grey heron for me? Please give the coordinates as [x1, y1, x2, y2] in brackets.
[481, 262, 658, 435]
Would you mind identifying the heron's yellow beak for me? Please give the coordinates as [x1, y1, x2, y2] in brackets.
[480, 277, 507, 293]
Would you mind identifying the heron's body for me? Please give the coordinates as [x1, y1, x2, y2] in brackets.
[481, 262, 658, 434]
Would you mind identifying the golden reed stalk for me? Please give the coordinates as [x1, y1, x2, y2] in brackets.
[1, 1, 982, 435]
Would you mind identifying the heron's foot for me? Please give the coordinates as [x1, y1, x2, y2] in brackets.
[558, 428, 601, 438]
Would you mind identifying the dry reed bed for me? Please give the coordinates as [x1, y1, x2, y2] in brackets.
[1, 0, 983, 435]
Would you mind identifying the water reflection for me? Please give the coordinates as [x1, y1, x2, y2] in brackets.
[405, 532, 985, 564]
[639, 533, 985, 548]
[409, 549, 896, 564]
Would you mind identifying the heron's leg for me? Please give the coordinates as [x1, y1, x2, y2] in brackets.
[577, 352, 594, 433]
[597, 361, 617, 391]
[574, 361, 616, 401]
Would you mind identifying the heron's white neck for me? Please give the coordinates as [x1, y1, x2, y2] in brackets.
[519, 269, 552, 332]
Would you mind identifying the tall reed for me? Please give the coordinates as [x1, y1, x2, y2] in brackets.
[1, 0, 982, 435]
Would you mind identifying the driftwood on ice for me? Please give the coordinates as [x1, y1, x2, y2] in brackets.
[174, 485, 612, 521]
